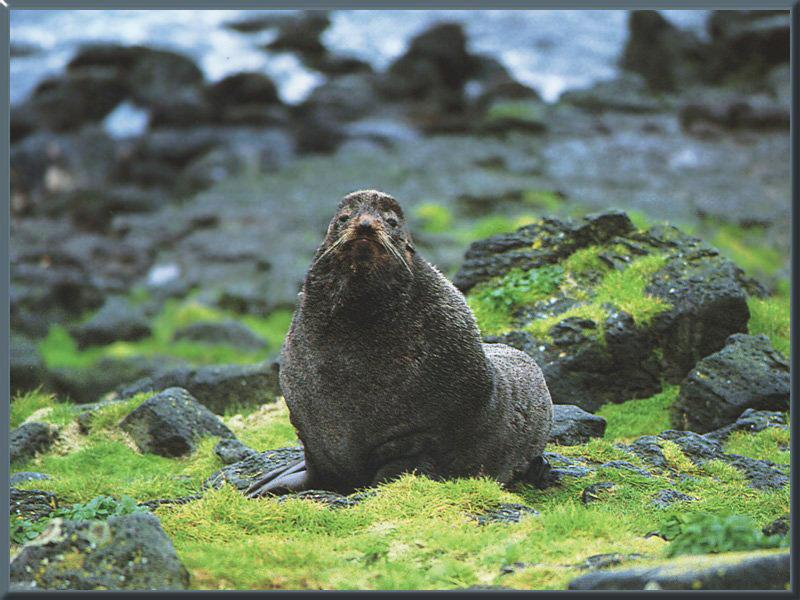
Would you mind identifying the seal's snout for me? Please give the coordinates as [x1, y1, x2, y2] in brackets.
[353, 215, 380, 237]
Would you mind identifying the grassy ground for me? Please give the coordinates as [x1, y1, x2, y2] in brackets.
[11, 201, 790, 590]
[10, 384, 790, 590]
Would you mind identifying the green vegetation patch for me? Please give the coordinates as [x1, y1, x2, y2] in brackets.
[467, 247, 670, 343]
[11, 494, 144, 545]
[747, 292, 790, 357]
[597, 385, 679, 441]
[659, 512, 789, 558]
[712, 223, 784, 280]
[724, 426, 790, 466]
[39, 298, 293, 371]
[413, 203, 454, 234]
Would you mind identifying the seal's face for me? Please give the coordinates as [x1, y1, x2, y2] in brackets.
[316, 190, 415, 276]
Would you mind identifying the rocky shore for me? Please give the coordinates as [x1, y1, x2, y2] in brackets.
[9, 9, 791, 591]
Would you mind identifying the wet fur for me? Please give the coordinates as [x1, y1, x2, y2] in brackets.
[279, 190, 553, 493]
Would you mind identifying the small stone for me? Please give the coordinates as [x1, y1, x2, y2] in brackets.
[213, 438, 257, 465]
[10, 422, 59, 463]
[581, 482, 615, 504]
[549, 404, 607, 445]
[472, 503, 540, 525]
[120, 387, 235, 457]
[651, 489, 697, 508]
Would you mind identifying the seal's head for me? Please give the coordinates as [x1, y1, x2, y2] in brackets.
[315, 190, 415, 276]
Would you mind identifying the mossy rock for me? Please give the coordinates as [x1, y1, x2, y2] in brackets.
[456, 211, 750, 411]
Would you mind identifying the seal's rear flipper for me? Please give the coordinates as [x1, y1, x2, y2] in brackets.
[519, 455, 551, 487]
[246, 458, 310, 498]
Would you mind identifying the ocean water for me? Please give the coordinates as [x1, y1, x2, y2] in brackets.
[10, 9, 708, 106]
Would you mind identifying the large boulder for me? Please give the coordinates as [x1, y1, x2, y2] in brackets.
[620, 10, 706, 93]
[70, 296, 152, 350]
[671, 334, 790, 433]
[172, 320, 267, 351]
[119, 387, 235, 457]
[569, 550, 789, 590]
[263, 10, 331, 56]
[10, 512, 190, 590]
[116, 360, 281, 414]
[455, 211, 750, 411]
[11, 422, 59, 464]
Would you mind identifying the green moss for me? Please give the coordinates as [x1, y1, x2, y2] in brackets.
[562, 245, 609, 278]
[81, 393, 152, 434]
[747, 293, 790, 357]
[598, 385, 679, 442]
[467, 266, 564, 336]
[724, 426, 790, 466]
[525, 303, 607, 343]
[413, 203, 454, 234]
[593, 254, 670, 326]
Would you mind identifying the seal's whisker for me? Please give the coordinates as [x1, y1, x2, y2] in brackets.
[315, 233, 350, 264]
[378, 231, 412, 275]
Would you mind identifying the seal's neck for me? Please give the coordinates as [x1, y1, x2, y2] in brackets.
[303, 259, 416, 325]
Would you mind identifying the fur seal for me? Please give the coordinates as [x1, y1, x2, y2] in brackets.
[247, 190, 553, 497]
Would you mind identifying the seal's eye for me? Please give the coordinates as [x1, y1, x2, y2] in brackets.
[386, 217, 398, 228]
[338, 214, 350, 223]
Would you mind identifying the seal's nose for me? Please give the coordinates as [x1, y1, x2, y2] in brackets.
[354, 215, 378, 235]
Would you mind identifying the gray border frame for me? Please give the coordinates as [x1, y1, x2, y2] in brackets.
[2, 1, 797, 597]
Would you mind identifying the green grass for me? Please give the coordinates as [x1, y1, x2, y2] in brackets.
[467, 266, 564, 336]
[485, 100, 545, 127]
[413, 203, 454, 234]
[39, 299, 293, 371]
[747, 292, 790, 357]
[10, 382, 790, 590]
[597, 385, 679, 442]
[712, 224, 784, 280]
[593, 254, 670, 326]
[11, 389, 59, 429]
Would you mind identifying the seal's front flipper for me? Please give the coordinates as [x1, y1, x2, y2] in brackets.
[246, 458, 310, 498]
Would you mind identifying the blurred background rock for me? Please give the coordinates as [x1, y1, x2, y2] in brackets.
[10, 9, 790, 403]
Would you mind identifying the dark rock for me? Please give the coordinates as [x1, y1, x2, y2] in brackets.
[574, 553, 645, 571]
[303, 53, 372, 76]
[11, 334, 46, 393]
[568, 551, 790, 590]
[205, 72, 281, 122]
[378, 22, 477, 114]
[279, 490, 370, 509]
[625, 430, 788, 490]
[705, 409, 788, 443]
[620, 10, 706, 92]
[11, 422, 58, 463]
[31, 70, 128, 131]
[213, 438, 257, 465]
[131, 127, 223, 169]
[651, 489, 697, 508]
[10, 512, 190, 590]
[680, 93, 789, 133]
[762, 516, 789, 538]
[172, 320, 268, 351]
[671, 334, 789, 433]
[560, 74, 673, 114]
[11, 103, 38, 143]
[581, 482, 615, 505]
[70, 296, 152, 350]
[119, 387, 235, 457]
[116, 360, 281, 414]
[10, 472, 51, 486]
[149, 89, 215, 128]
[458, 212, 749, 411]
[48, 356, 172, 404]
[549, 404, 606, 445]
[205, 446, 304, 492]
[472, 503, 539, 525]
[293, 111, 346, 154]
[10, 488, 58, 521]
[536, 452, 594, 488]
[724, 454, 788, 491]
[300, 72, 380, 123]
[704, 11, 789, 84]
[264, 10, 331, 55]
[225, 13, 293, 34]
[57, 186, 169, 232]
